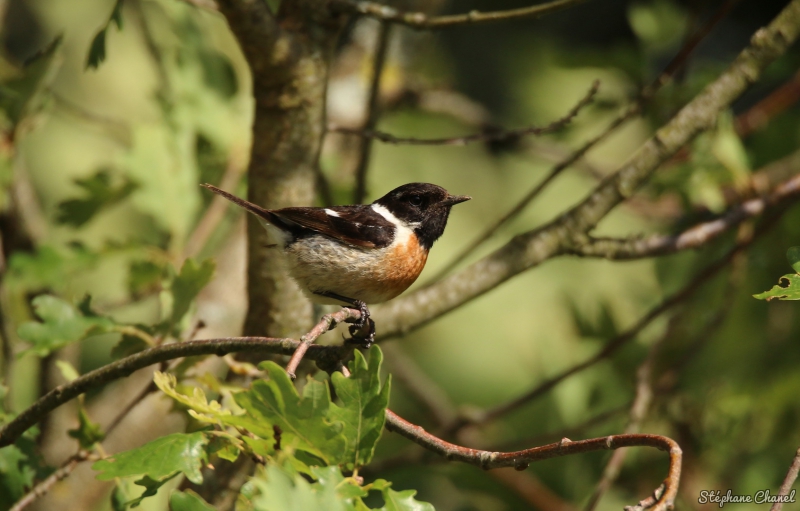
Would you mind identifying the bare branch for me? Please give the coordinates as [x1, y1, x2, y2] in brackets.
[572, 170, 800, 260]
[384, 410, 681, 511]
[771, 447, 800, 511]
[330, 0, 590, 29]
[373, 0, 800, 338]
[736, 68, 800, 137]
[332, 80, 599, 146]
[353, 21, 392, 204]
[285, 307, 361, 379]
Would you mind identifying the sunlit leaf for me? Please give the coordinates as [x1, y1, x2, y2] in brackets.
[93, 432, 208, 484]
[230, 362, 345, 464]
[328, 348, 390, 470]
[250, 464, 357, 511]
[154, 371, 230, 421]
[379, 487, 435, 511]
[753, 274, 800, 301]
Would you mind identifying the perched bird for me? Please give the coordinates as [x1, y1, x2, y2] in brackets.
[201, 182, 470, 341]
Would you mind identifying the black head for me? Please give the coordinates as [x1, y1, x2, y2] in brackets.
[373, 183, 470, 249]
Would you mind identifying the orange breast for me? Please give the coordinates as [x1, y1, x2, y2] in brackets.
[377, 234, 429, 299]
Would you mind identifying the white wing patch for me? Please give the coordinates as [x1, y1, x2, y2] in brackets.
[324, 208, 340, 217]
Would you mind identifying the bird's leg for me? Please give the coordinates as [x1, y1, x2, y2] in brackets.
[314, 292, 375, 347]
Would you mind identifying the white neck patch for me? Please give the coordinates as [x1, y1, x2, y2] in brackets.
[372, 203, 416, 244]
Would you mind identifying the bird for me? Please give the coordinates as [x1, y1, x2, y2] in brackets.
[201, 182, 470, 343]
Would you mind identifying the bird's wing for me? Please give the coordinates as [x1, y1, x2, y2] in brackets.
[272, 205, 395, 248]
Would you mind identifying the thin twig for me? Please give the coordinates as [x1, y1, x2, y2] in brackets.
[771, 448, 800, 511]
[333, 80, 599, 146]
[285, 307, 361, 379]
[736, 67, 800, 137]
[330, 0, 590, 30]
[427, 0, 739, 282]
[571, 171, 800, 260]
[9, 451, 97, 511]
[583, 313, 676, 511]
[385, 410, 681, 511]
[353, 21, 391, 204]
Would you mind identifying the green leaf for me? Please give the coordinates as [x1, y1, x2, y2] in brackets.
[787, 247, 800, 273]
[250, 464, 357, 511]
[231, 363, 345, 464]
[0, 445, 36, 506]
[17, 295, 114, 356]
[110, 0, 125, 29]
[56, 169, 137, 227]
[166, 259, 215, 333]
[86, 29, 107, 70]
[0, 36, 62, 129]
[68, 408, 105, 449]
[379, 487, 435, 511]
[754, 274, 800, 301]
[129, 260, 164, 298]
[6, 245, 98, 295]
[170, 489, 216, 511]
[154, 372, 231, 423]
[55, 360, 80, 382]
[128, 473, 180, 508]
[93, 432, 209, 484]
[329, 348, 390, 470]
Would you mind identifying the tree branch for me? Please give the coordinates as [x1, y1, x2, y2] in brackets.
[215, 0, 345, 338]
[771, 447, 800, 511]
[384, 410, 681, 511]
[373, 0, 800, 338]
[332, 80, 599, 146]
[330, 0, 590, 29]
[0, 334, 356, 448]
[9, 451, 96, 511]
[571, 170, 800, 260]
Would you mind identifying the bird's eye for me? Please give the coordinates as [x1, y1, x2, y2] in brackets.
[408, 195, 423, 206]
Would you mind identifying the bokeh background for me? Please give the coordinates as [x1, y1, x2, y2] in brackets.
[2, 0, 800, 510]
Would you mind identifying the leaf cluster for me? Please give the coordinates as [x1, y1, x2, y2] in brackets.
[89, 348, 428, 510]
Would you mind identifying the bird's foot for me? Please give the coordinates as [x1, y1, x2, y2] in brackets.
[346, 300, 375, 347]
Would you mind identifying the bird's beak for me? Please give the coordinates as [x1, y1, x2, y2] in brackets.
[444, 194, 471, 206]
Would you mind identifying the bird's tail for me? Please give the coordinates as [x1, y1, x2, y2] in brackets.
[201, 183, 277, 224]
